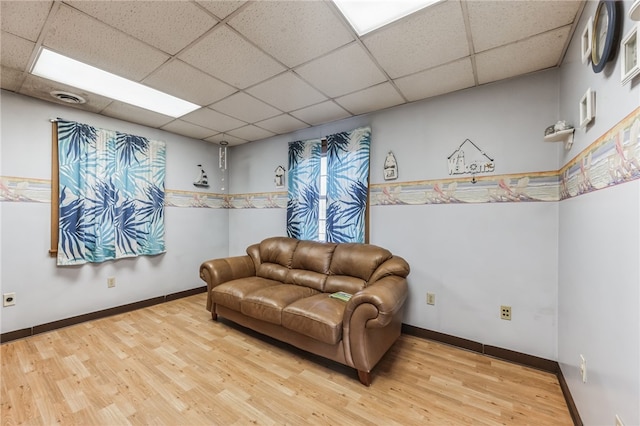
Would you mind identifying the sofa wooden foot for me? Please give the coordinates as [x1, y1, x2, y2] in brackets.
[357, 370, 371, 386]
[211, 311, 218, 321]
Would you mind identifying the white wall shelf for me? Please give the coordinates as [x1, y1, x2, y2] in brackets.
[544, 128, 575, 150]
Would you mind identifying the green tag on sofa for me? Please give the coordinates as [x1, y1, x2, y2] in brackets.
[330, 291, 352, 302]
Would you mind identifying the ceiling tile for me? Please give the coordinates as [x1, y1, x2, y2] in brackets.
[476, 26, 571, 85]
[363, 0, 469, 78]
[468, 0, 581, 52]
[179, 25, 285, 89]
[0, 0, 52, 41]
[295, 42, 387, 98]
[1, 32, 35, 70]
[1, 66, 26, 92]
[180, 107, 246, 133]
[143, 60, 236, 107]
[101, 102, 175, 129]
[161, 119, 217, 140]
[395, 58, 475, 102]
[290, 101, 351, 126]
[196, 0, 247, 20]
[43, 4, 169, 81]
[66, 1, 218, 55]
[211, 92, 281, 124]
[246, 72, 326, 112]
[335, 83, 404, 116]
[227, 125, 275, 142]
[228, 1, 353, 68]
[256, 114, 309, 134]
[18, 75, 113, 114]
[204, 133, 247, 146]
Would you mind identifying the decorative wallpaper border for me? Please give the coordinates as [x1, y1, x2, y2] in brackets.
[2, 108, 638, 208]
[0, 176, 51, 203]
[370, 171, 560, 205]
[165, 190, 287, 209]
[559, 108, 640, 200]
[371, 107, 639, 206]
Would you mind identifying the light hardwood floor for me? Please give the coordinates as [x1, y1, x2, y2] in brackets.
[1, 293, 572, 425]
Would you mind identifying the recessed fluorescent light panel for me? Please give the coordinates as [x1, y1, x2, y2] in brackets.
[31, 48, 200, 118]
[333, 0, 443, 35]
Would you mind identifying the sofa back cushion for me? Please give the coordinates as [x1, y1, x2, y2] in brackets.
[329, 243, 392, 282]
[291, 240, 336, 273]
[323, 243, 393, 294]
[284, 240, 337, 291]
[324, 275, 366, 295]
[286, 269, 327, 291]
[252, 238, 401, 295]
[256, 237, 299, 282]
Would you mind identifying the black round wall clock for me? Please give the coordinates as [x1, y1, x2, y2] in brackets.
[591, 0, 619, 73]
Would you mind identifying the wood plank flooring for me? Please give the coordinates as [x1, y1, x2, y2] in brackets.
[1, 293, 572, 425]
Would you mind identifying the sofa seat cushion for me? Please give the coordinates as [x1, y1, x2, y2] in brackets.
[282, 294, 346, 345]
[213, 277, 280, 312]
[241, 284, 319, 325]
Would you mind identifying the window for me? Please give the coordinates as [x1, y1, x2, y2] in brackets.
[318, 141, 327, 242]
[287, 127, 371, 243]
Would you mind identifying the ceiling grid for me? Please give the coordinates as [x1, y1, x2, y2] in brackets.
[0, 0, 584, 145]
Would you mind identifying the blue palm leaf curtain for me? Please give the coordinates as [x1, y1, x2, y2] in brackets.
[287, 127, 370, 243]
[57, 120, 166, 266]
[287, 138, 322, 240]
[326, 127, 370, 243]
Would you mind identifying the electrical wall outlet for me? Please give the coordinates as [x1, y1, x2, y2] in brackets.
[107, 277, 116, 288]
[3, 293, 16, 307]
[615, 414, 624, 426]
[426, 293, 435, 305]
[500, 305, 511, 320]
[580, 354, 587, 383]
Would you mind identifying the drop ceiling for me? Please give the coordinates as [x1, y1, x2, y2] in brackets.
[0, 0, 584, 145]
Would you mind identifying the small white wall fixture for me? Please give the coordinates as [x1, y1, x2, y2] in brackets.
[383, 151, 398, 180]
[630, 0, 640, 20]
[581, 16, 593, 64]
[579, 88, 595, 128]
[621, 24, 640, 85]
[274, 165, 285, 188]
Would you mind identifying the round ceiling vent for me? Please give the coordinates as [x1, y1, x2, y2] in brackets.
[50, 90, 86, 104]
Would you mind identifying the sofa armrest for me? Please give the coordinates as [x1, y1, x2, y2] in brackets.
[344, 275, 408, 328]
[342, 275, 408, 373]
[199, 255, 256, 311]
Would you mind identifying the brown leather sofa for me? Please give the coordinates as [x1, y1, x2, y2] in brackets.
[199, 236, 410, 386]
